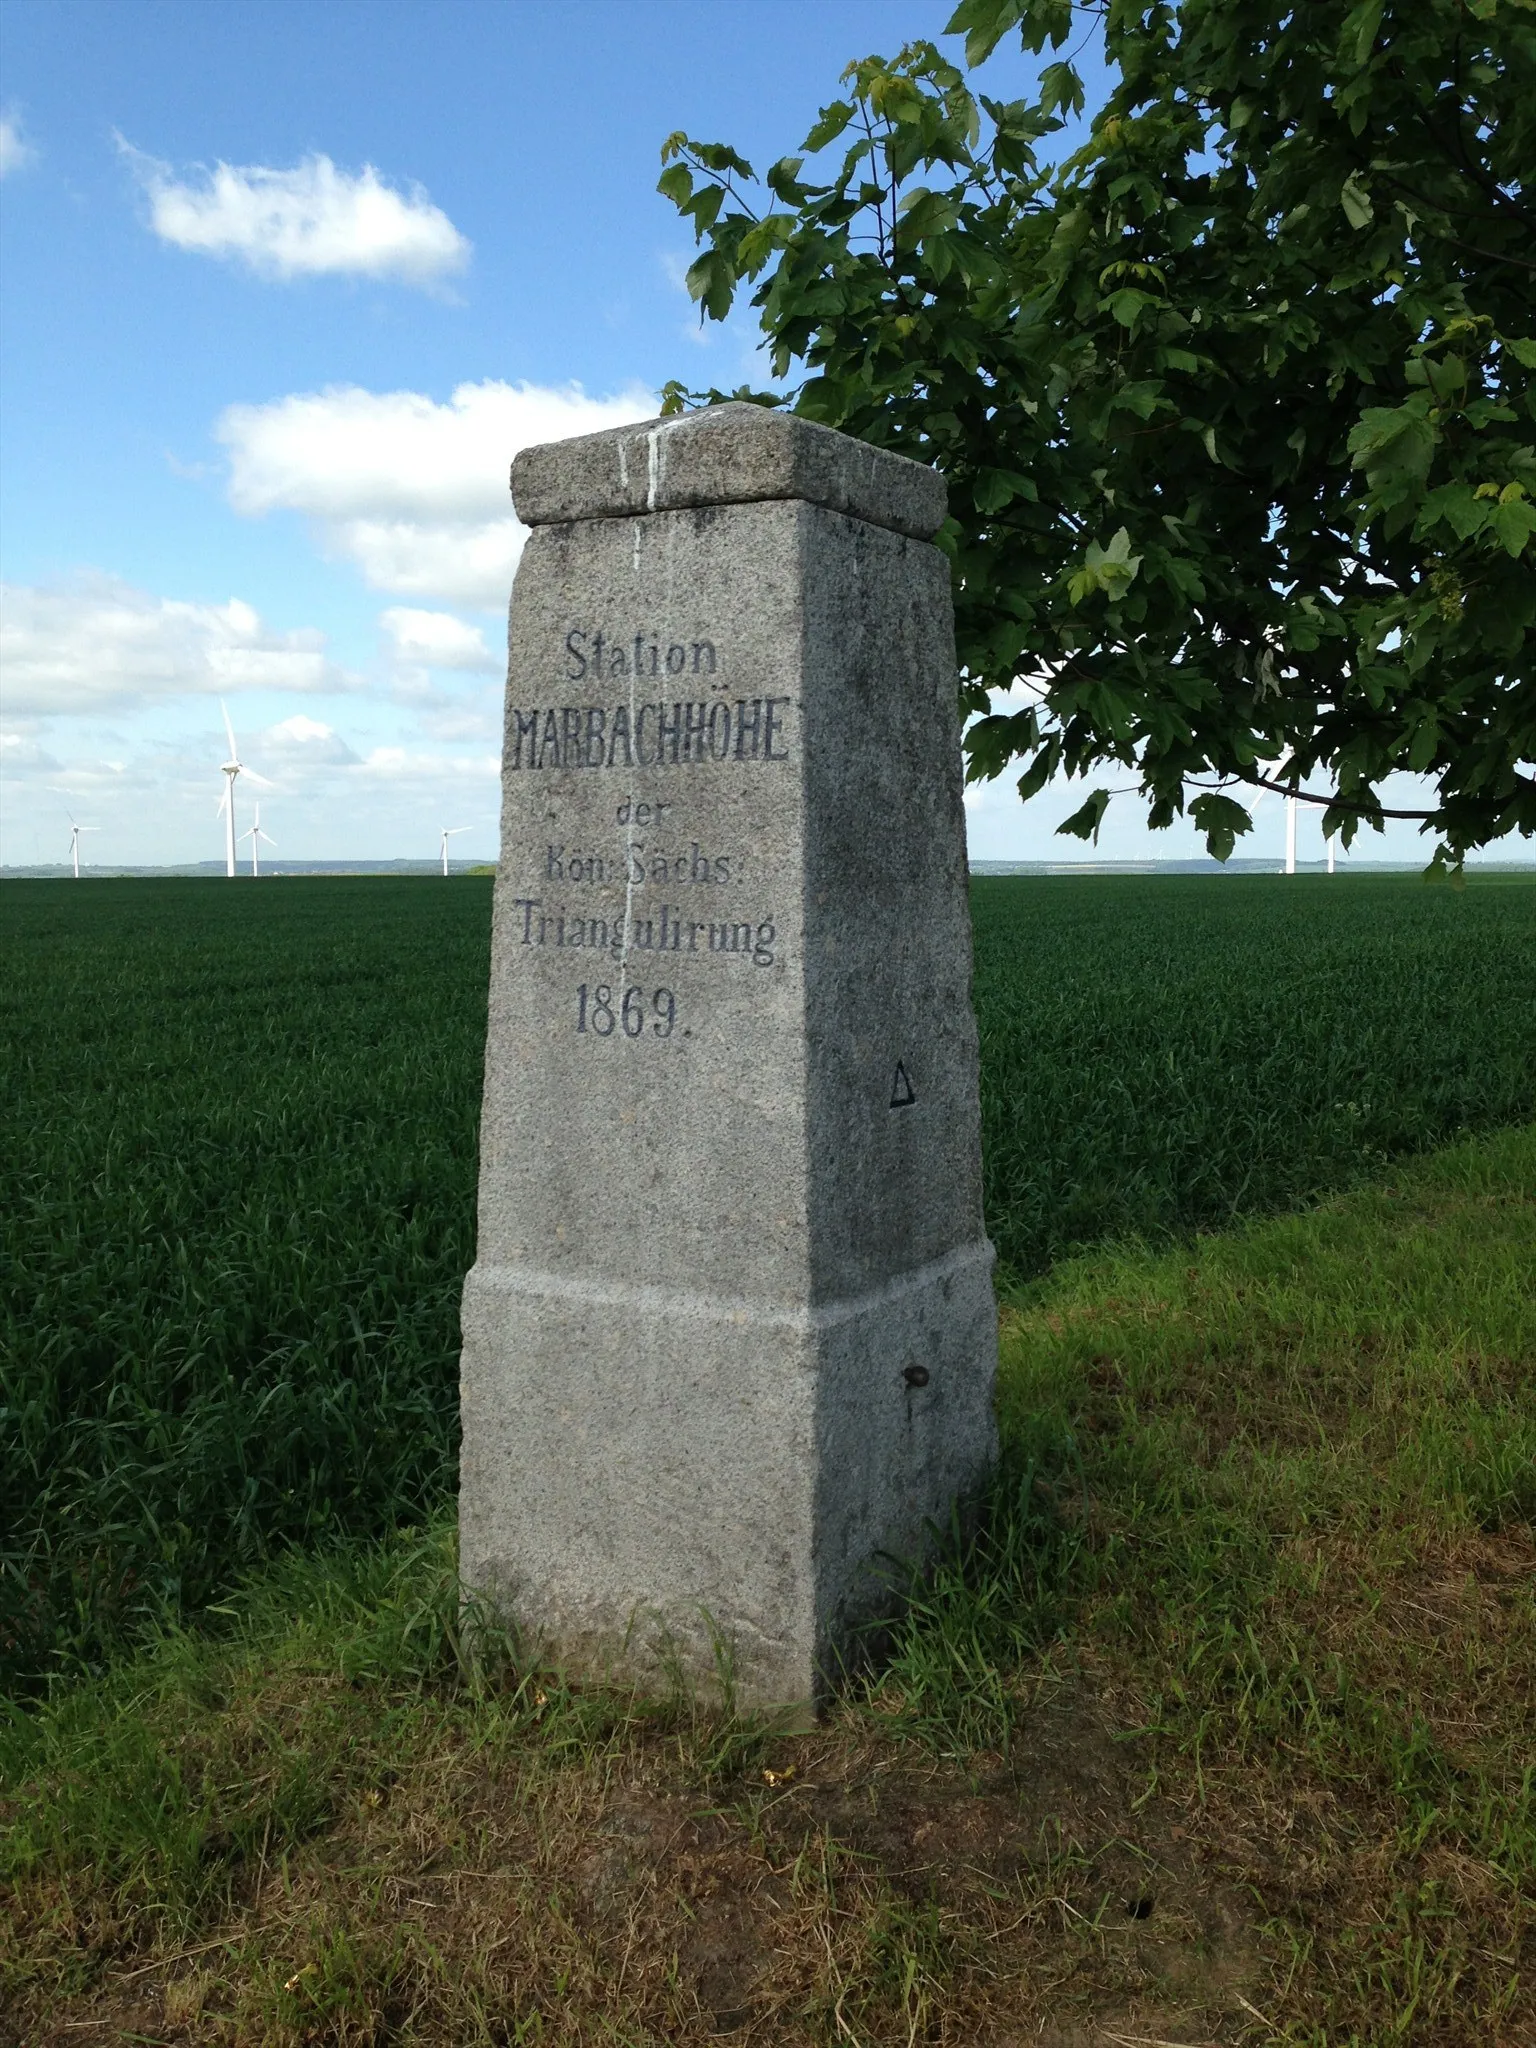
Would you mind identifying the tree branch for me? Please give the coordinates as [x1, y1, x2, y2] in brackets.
[1233, 771, 1436, 820]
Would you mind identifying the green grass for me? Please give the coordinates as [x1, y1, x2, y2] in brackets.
[2, 872, 1532, 1689]
[1, 880, 489, 1689]
[4, 1125, 1530, 2044]
[970, 872, 1536, 1278]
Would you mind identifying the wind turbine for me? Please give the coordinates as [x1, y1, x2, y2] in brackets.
[1283, 788, 1340, 871]
[217, 702, 243, 878]
[216, 703, 275, 876]
[67, 814, 99, 879]
[239, 803, 276, 878]
[440, 825, 471, 876]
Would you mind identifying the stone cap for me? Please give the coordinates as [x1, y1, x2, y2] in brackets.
[510, 401, 947, 540]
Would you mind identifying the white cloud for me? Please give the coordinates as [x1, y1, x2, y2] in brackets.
[411, 701, 500, 743]
[0, 576, 341, 715]
[0, 111, 36, 177]
[269, 713, 333, 743]
[348, 521, 522, 603]
[381, 606, 499, 671]
[119, 141, 469, 286]
[356, 743, 499, 784]
[216, 378, 655, 606]
[260, 714, 360, 768]
[0, 730, 61, 773]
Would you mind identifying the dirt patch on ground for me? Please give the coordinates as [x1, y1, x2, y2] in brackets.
[9, 1676, 1268, 2046]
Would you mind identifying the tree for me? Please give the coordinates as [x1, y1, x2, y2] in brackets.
[658, 0, 1536, 868]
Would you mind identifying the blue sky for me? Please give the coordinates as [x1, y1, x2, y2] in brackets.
[1, 1, 1431, 869]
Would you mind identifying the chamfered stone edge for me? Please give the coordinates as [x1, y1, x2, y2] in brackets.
[510, 401, 948, 540]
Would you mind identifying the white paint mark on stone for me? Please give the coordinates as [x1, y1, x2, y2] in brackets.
[646, 426, 664, 512]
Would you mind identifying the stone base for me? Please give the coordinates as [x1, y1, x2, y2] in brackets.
[459, 1241, 997, 1712]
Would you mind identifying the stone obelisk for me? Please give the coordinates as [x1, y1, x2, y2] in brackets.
[460, 403, 996, 1711]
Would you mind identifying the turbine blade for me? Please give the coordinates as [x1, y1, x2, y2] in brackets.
[221, 700, 238, 759]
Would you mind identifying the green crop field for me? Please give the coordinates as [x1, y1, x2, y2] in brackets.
[3, 873, 1533, 1692]
[969, 872, 1536, 1273]
[2, 880, 490, 1692]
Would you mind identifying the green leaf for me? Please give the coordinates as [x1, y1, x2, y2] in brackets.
[1105, 288, 1153, 330]
[967, 707, 1040, 781]
[1414, 484, 1490, 542]
[737, 214, 797, 271]
[1340, 174, 1374, 230]
[1014, 738, 1062, 802]
[972, 468, 1035, 513]
[1057, 788, 1112, 843]
[1348, 404, 1437, 491]
[765, 157, 807, 203]
[1110, 380, 1163, 421]
[1407, 711, 1441, 773]
[803, 100, 855, 153]
[692, 140, 756, 180]
[1039, 60, 1084, 117]
[944, 0, 1029, 69]
[1490, 497, 1536, 557]
[684, 249, 738, 322]
[1159, 553, 1206, 601]
[1069, 526, 1144, 603]
[686, 183, 725, 236]
[1189, 792, 1255, 862]
[1340, 0, 1385, 66]
[657, 163, 694, 208]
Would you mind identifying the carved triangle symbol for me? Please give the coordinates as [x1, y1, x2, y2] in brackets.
[889, 1061, 915, 1110]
